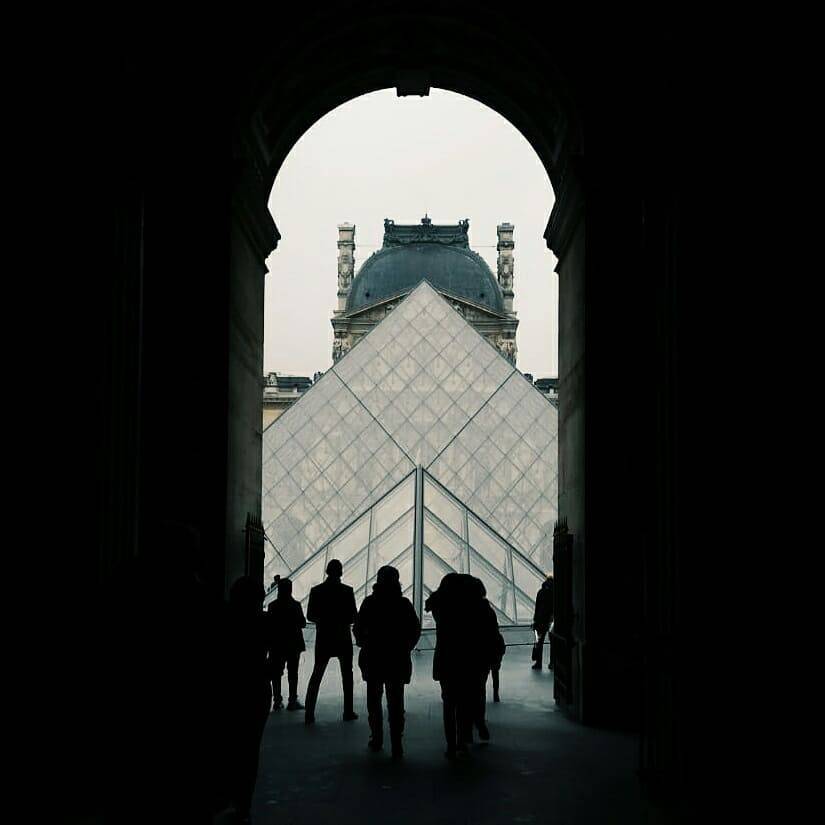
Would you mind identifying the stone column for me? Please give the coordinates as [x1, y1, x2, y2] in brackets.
[497, 222, 515, 313]
[337, 223, 355, 312]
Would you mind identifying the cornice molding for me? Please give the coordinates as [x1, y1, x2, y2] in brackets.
[544, 154, 584, 265]
[231, 128, 280, 262]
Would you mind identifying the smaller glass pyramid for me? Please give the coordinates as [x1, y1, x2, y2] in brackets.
[271, 466, 546, 646]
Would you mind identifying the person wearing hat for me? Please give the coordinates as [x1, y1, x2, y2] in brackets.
[304, 558, 359, 724]
[354, 565, 421, 758]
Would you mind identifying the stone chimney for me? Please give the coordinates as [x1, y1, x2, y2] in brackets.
[497, 222, 515, 314]
[336, 223, 356, 313]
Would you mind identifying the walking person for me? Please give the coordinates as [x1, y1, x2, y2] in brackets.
[266, 578, 306, 711]
[531, 575, 555, 670]
[426, 572, 489, 758]
[473, 578, 506, 742]
[304, 559, 359, 724]
[354, 565, 421, 758]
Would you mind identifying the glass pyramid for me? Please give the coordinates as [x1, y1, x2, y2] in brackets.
[262, 280, 558, 624]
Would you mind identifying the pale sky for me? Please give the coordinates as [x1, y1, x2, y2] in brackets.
[264, 89, 558, 379]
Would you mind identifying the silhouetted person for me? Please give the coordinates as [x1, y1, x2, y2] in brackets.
[224, 576, 271, 825]
[266, 577, 306, 711]
[304, 558, 359, 723]
[532, 575, 555, 670]
[354, 565, 421, 758]
[473, 580, 507, 741]
[426, 572, 490, 758]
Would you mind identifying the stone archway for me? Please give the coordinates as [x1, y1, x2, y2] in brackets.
[224, 10, 586, 717]
[84, 7, 690, 817]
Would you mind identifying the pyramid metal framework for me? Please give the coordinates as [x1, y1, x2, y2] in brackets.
[261, 281, 558, 624]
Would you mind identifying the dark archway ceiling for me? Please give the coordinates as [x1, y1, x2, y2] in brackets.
[228, 5, 584, 196]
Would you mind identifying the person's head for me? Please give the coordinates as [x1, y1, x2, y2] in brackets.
[277, 578, 293, 599]
[374, 565, 401, 597]
[326, 559, 343, 579]
[543, 574, 553, 588]
[439, 572, 459, 592]
[229, 576, 265, 615]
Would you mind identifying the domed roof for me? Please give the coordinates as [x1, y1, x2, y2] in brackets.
[346, 219, 504, 314]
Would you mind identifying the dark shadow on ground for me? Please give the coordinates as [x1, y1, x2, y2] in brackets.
[253, 646, 642, 824]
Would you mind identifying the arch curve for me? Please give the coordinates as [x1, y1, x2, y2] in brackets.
[232, 9, 583, 196]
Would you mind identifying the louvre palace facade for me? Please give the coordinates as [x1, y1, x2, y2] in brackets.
[332, 217, 519, 364]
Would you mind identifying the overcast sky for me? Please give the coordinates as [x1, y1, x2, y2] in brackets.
[265, 89, 558, 379]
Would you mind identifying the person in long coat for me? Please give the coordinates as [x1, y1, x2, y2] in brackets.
[304, 558, 359, 723]
[354, 565, 421, 757]
[425, 572, 490, 758]
[266, 577, 307, 711]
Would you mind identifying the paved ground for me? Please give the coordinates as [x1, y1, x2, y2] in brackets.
[251, 645, 644, 824]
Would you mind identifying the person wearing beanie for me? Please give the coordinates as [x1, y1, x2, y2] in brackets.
[354, 565, 421, 758]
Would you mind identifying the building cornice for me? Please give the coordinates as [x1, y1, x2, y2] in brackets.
[337, 282, 514, 322]
[544, 155, 584, 264]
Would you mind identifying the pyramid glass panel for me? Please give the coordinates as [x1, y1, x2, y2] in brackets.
[422, 471, 540, 627]
[262, 282, 557, 618]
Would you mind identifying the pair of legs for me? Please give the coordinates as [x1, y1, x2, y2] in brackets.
[366, 678, 405, 753]
[533, 628, 552, 668]
[440, 677, 476, 755]
[304, 647, 355, 720]
[270, 650, 302, 708]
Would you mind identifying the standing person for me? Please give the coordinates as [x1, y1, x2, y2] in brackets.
[425, 572, 489, 758]
[223, 576, 271, 825]
[304, 559, 359, 724]
[266, 578, 306, 711]
[473, 578, 506, 742]
[531, 575, 555, 670]
[354, 565, 421, 758]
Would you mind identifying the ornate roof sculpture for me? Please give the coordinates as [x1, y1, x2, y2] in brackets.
[333, 217, 519, 365]
[382, 215, 470, 247]
[263, 282, 557, 632]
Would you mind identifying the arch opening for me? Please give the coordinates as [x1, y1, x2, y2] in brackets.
[260, 90, 561, 624]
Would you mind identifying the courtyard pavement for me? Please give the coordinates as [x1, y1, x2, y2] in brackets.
[251, 645, 644, 824]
